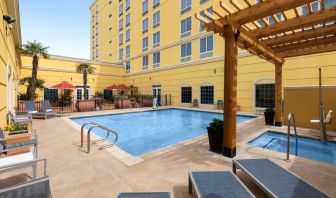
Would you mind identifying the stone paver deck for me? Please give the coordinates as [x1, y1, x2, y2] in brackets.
[2, 108, 335, 197]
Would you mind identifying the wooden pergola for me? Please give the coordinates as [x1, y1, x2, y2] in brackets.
[196, 0, 336, 157]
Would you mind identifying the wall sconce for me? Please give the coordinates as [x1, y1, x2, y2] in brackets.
[93, 78, 95, 82]
[3, 15, 15, 35]
[214, 69, 217, 74]
[70, 77, 73, 81]
[149, 77, 152, 80]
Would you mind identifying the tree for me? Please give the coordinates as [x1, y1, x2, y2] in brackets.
[19, 77, 46, 100]
[21, 40, 49, 100]
[76, 63, 95, 100]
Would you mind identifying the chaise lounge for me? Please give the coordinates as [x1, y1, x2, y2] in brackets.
[116, 192, 172, 198]
[24, 100, 56, 119]
[233, 158, 330, 198]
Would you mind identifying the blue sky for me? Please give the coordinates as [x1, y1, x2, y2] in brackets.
[19, 0, 93, 59]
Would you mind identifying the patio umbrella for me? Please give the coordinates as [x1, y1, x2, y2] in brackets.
[106, 84, 119, 90]
[51, 81, 76, 114]
[106, 84, 129, 90]
[116, 84, 129, 90]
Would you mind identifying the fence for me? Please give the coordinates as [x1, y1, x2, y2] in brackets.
[17, 94, 172, 113]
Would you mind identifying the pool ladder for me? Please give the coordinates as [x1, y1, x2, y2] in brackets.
[286, 113, 298, 161]
[80, 122, 118, 153]
[130, 98, 140, 108]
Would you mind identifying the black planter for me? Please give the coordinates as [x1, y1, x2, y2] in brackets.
[207, 127, 223, 153]
[264, 111, 275, 125]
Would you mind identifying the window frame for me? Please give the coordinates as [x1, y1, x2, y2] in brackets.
[153, 51, 160, 67]
[142, 55, 149, 70]
[200, 85, 214, 105]
[142, 0, 148, 15]
[153, 31, 160, 48]
[180, 42, 192, 62]
[142, 37, 149, 51]
[181, 86, 192, 103]
[153, 11, 160, 28]
[180, 17, 192, 38]
[181, 0, 192, 13]
[142, 18, 149, 33]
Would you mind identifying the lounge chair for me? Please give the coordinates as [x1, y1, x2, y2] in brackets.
[24, 100, 56, 119]
[0, 158, 51, 198]
[310, 110, 333, 124]
[116, 192, 171, 198]
[8, 110, 32, 125]
[233, 158, 330, 198]
[189, 171, 254, 198]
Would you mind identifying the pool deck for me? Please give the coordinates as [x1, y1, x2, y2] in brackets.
[1, 107, 335, 197]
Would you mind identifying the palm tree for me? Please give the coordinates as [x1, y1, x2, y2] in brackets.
[76, 63, 95, 100]
[21, 40, 49, 100]
[20, 77, 46, 97]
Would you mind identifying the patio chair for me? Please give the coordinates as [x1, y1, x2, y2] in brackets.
[233, 158, 330, 198]
[24, 101, 38, 114]
[310, 110, 333, 124]
[116, 192, 172, 198]
[40, 100, 57, 118]
[24, 100, 56, 119]
[188, 171, 254, 198]
[8, 110, 32, 125]
[0, 158, 51, 198]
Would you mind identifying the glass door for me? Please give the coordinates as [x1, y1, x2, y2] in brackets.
[152, 85, 161, 106]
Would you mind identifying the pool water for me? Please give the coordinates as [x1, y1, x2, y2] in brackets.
[71, 109, 255, 156]
[249, 131, 336, 164]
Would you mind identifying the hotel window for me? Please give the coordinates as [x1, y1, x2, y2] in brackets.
[119, 34, 123, 45]
[96, 4, 98, 13]
[96, 26, 98, 35]
[200, 35, 213, 58]
[125, 61, 131, 73]
[181, 17, 192, 38]
[96, 15, 99, 24]
[92, 40, 95, 49]
[142, 0, 148, 15]
[119, 19, 123, 30]
[255, 84, 275, 108]
[92, 51, 95, 59]
[142, 37, 149, 51]
[44, 89, 58, 101]
[325, 0, 336, 8]
[126, 29, 130, 42]
[96, 37, 99, 46]
[96, 48, 99, 58]
[126, 45, 130, 58]
[181, 87, 192, 103]
[200, 0, 209, 4]
[181, 0, 192, 13]
[153, 11, 160, 28]
[126, 0, 130, 10]
[153, 32, 160, 47]
[119, 48, 123, 60]
[153, 52, 160, 67]
[199, 7, 213, 32]
[142, 55, 149, 70]
[126, 13, 130, 26]
[142, 18, 148, 33]
[119, 3, 123, 16]
[153, 0, 160, 8]
[200, 85, 214, 105]
[180, 42, 192, 62]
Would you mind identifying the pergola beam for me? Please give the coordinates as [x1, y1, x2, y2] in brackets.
[264, 24, 336, 46]
[279, 43, 336, 57]
[251, 7, 336, 38]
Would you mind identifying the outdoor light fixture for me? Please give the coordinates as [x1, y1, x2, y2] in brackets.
[3, 15, 15, 27]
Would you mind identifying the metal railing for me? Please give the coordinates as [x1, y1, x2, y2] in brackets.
[130, 98, 140, 108]
[286, 113, 298, 161]
[80, 122, 118, 153]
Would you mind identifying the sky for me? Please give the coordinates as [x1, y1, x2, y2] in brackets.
[19, 0, 93, 59]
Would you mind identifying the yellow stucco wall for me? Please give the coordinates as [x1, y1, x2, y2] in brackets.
[284, 86, 336, 131]
[0, 0, 21, 127]
[20, 55, 124, 97]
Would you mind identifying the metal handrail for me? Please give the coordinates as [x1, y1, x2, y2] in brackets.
[130, 98, 140, 108]
[81, 122, 118, 153]
[286, 113, 298, 161]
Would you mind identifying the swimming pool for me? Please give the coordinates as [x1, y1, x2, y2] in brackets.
[249, 131, 336, 164]
[71, 109, 255, 156]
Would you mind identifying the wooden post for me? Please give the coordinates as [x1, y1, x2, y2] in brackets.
[223, 24, 238, 158]
[275, 62, 283, 126]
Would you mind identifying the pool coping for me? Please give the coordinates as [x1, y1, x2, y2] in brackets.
[63, 107, 259, 166]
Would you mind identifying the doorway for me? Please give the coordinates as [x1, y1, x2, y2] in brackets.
[152, 85, 161, 105]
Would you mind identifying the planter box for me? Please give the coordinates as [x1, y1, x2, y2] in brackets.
[75, 100, 96, 112]
[114, 99, 132, 109]
[142, 99, 153, 107]
[5, 131, 31, 155]
[264, 111, 275, 125]
[101, 104, 115, 110]
[207, 127, 223, 153]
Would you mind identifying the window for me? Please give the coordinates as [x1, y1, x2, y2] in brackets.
[153, 32, 160, 47]
[104, 89, 113, 102]
[96, 26, 98, 35]
[200, 0, 209, 4]
[181, 0, 192, 13]
[142, 55, 149, 70]
[125, 61, 131, 73]
[119, 34, 123, 45]
[153, 0, 160, 8]
[142, 0, 148, 15]
[92, 51, 95, 59]
[126, 13, 130, 26]
[302, 1, 320, 14]
[153, 11, 160, 28]
[96, 15, 98, 24]
[153, 52, 160, 67]
[96, 37, 98, 46]
[181, 42, 192, 62]
[142, 18, 148, 33]
[181, 17, 192, 38]
[126, 45, 130, 58]
[142, 37, 149, 51]
[181, 87, 192, 103]
[119, 3, 123, 16]
[200, 35, 213, 58]
[126, 0, 130, 10]
[255, 84, 275, 108]
[119, 19, 123, 31]
[200, 86, 214, 104]
[96, 48, 99, 58]
[96, 4, 99, 13]
[92, 40, 95, 49]
[126, 29, 130, 41]
[44, 89, 58, 101]
[325, 0, 336, 8]
[119, 48, 123, 60]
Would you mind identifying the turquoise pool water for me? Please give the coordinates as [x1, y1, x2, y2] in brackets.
[249, 131, 336, 164]
[71, 109, 255, 156]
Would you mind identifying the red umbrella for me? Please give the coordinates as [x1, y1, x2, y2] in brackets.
[51, 82, 76, 89]
[106, 84, 129, 90]
[117, 84, 129, 90]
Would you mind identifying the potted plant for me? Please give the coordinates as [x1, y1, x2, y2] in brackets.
[207, 118, 224, 153]
[264, 108, 275, 125]
[3, 123, 32, 155]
